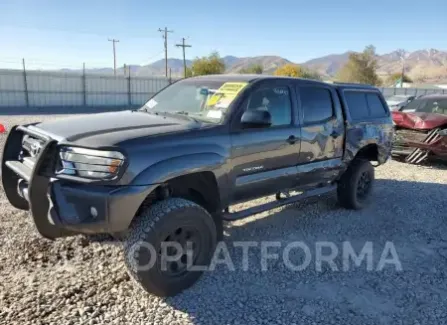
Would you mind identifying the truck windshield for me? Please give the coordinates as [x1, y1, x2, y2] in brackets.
[402, 98, 447, 114]
[141, 78, 249, 123]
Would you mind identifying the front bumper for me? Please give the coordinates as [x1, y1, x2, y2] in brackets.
[1, 125, 157, 239]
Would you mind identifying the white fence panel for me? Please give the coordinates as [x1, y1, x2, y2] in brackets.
[131, 77, 169, 94]
[87, 93, 128, 106]
[27, 72, 83, 92]
[0, 91, 26, 107]
[5, 68, 447, 109]
[131, 93, 152, 106]
[86, 76, 127, 93]
[29, 92, 83, 107]
[0, 70, 25, 91]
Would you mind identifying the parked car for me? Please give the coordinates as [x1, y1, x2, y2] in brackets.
[1, 75, 393, 297]
[392, 94, 447, 163]
[386, 94, 416, 111]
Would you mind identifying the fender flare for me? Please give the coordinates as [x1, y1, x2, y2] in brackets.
[131, 152, 227, 187]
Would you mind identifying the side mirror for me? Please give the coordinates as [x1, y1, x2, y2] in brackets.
[241, 110, 272, 128]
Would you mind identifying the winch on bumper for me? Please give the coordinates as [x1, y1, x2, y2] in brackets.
[1, 125, 156, 239]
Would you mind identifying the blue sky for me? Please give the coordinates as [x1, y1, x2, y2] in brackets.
[1, 0, 447, 69]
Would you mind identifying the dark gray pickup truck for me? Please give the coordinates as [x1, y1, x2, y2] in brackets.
[2, 75, 393, 296]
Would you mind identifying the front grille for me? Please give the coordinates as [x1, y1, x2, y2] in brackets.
[21, 135, 45, 160]
[18, 131, 56, 175]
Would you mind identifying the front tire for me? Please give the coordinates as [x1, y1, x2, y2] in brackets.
[123, 198, 217, 297]
[337, 159, 374, 210]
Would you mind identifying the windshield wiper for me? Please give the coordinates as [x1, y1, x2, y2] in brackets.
[151, 110, 200, 123]
[173, 111, 201, 123]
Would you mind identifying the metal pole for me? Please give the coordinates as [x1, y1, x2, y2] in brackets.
[127, 65, 131, 106]
[182, 43, 186, 78]
[82, 62, 87, 107]
[158, 27, 173, 78]
[22, 58, 29, 107]
[108, 39, 119, 76]
[400, 59, 404, 88]
[176, 37, 192, 78]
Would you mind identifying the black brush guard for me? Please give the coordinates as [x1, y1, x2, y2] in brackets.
[1, 125, 76, 238]
[2, 125, 157, 239]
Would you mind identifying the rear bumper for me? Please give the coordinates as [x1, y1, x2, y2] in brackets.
[1, 125, 157, 239]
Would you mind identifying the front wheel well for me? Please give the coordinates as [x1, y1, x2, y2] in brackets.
[165, 172, 221, 215]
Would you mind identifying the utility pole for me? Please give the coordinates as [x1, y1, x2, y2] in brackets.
[158, 27, 173, 77]
[22, 58, 29, 107]
[176, 37, 192, 78]
[82, 62, 87, 106]
[108, 38, 119, 76]
[397, 49, 407, 88]
[400, 60, 405, 88]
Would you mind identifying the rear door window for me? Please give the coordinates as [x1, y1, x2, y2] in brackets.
[345, 91, 388, 120]
[344, 92, 369, 120]
[366, 93, 387, 117]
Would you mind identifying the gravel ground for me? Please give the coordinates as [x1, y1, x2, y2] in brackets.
[1, 114, 447, 325]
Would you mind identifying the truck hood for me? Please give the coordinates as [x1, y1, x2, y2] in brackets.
[29, 110, 202, 147]
[392, 111, 447, 130]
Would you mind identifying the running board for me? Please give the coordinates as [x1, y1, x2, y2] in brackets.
[222, 185, 336, 221]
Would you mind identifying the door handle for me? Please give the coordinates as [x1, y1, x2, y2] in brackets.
[287, 135, 297, 144]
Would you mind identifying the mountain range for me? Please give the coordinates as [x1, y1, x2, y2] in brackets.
[77, 49, 447, 83]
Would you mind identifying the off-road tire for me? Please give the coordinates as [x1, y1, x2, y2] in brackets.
[123, 198, 217, 297]
[337, 159, 374, 210]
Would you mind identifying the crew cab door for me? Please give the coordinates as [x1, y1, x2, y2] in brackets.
[294, 83, 345, 186]
[229, 79, 300, 202]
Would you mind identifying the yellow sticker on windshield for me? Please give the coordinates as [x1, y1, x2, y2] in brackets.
[206, 82, 248, 108]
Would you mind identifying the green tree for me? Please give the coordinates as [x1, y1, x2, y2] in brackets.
[336, 45, 381, 86]
[273, 64, 321, 80]
[240, 64, 263, 74]
[185, 67, 193, 78]
[386, 72, 413, 85]
[190, 52, 225, 76]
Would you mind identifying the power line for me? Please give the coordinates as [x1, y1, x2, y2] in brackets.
[158, 27, 173, 77]
[176, 37, 192, 78]
[108, 38, 120, 76]
[143, 50, 165, 65]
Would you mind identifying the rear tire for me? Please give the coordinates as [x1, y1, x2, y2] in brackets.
[337, 159, 374, 210]
[123, 198, 217, 297]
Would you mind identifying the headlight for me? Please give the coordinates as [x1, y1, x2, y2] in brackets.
[57, 147, 125, 180]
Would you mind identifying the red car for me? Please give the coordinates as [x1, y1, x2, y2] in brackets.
[392, 94, 447, 164]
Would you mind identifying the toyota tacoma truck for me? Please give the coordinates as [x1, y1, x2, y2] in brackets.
[1, 75, 393, 296]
